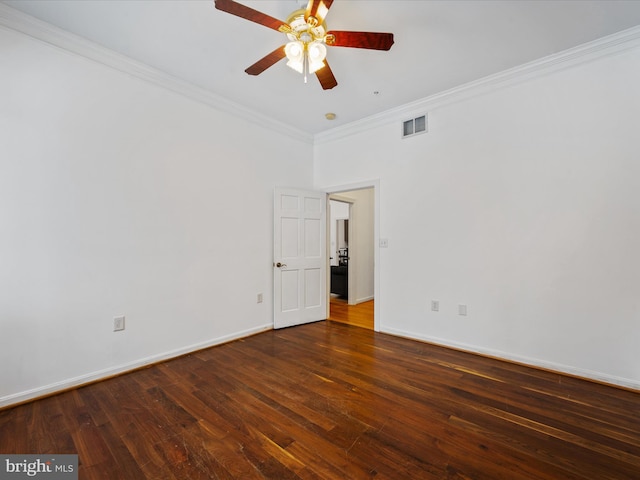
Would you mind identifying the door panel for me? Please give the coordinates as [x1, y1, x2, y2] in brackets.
[281, 218, 299, 257]
[305, 268, 322, 307]
[305, 218, 321, 255]
[281, 270, 299, 312]
[274, 188, 327, 329]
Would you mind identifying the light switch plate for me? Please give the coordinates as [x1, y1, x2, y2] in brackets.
[113, 316, 125, 332]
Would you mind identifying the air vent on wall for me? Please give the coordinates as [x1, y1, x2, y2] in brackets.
[402, 114, 427, 138]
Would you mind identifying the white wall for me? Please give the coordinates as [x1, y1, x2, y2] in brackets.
[0, 26, 313, 406]
[314, 45, 640, 388]
[2, 15, 639, 408]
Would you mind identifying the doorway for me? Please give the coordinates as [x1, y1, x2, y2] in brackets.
[329, 198, 350, 300]
[327, 187, 375, 330]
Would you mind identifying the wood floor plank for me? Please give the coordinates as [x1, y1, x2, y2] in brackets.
[1, 321, 639, 479]
[329, 297, 374, 329]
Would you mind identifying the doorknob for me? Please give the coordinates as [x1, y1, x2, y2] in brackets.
[275, 262, 287, 268]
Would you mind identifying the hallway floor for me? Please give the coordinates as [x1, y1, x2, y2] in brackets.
[328, 296, 374, 329]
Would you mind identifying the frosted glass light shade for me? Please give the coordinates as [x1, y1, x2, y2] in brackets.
[307, 41, 327, 73]
[285, 41, 304, 73]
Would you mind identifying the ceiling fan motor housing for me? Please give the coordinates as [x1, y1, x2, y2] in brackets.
[282, 10, 327, 45]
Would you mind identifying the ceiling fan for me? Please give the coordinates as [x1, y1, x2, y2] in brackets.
[214, 0, 394, 90]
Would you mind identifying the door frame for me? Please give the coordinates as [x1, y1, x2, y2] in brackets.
[322, 180, 380, 332]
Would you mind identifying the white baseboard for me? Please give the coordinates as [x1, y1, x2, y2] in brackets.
[0, 324, 273, 409]
[355, 295, 374, 304]
[348, 295, 374, 305]
[382, 327, 640, 392]
[5, 323, 636, 408]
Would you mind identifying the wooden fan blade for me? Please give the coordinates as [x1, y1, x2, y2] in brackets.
[315, 61, 337, 90]
[215, 0, 287, 32]
[326, 31, 394, 50]
[245, 46, 287, 76]
[305, 0, 334, 24]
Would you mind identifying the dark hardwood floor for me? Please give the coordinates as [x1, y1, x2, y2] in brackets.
[1, 321, 639, 479]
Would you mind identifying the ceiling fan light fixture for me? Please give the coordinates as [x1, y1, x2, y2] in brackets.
[308, 41, 326, 61]
[285, 41, 304, 73]
[307, 41, 327, 73]
[214, 0, 394, 90]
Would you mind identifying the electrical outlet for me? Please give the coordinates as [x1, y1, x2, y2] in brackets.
[458, 304, 467, 316]
[431, 300, 439, 312]
[113, 316, 125, 332]
[379, 238, 389, 248]
[257, 293, 263, 304]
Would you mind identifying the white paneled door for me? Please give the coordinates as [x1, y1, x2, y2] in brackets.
[273, 188, 327, 329]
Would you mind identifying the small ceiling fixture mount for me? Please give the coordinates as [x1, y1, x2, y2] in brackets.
[214, 0, 394, 90]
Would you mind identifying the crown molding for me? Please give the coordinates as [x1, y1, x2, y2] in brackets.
[0, 3, 314, 145]
[3, 2, 640, 148]
[314, 24, 640, 145]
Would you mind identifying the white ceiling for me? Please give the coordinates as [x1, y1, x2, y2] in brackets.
[5, 0, 640, 134]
